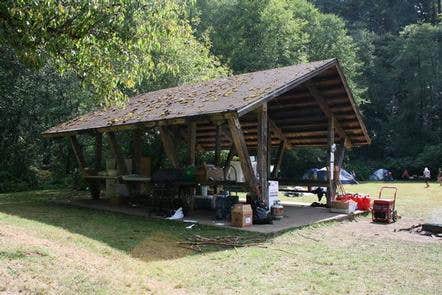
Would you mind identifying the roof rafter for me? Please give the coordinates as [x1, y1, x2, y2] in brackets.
[306, 82, 352, 148]
[268, 119, 292, 149]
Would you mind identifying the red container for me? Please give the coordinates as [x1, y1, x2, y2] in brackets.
[336, 194, 371, 211]
[358, 196, 371, 211]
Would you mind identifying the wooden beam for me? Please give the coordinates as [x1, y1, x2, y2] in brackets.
[214, 125, 221, 166]
[267, 119, 272, 177]
[219, 125, 233, 143]
[132, 128, 143, 174]
[335, 141, 346, 183]
[208, 116, 233, 144]
[94, 133, 102, 173]
[159, 126, 179, 168]
[237, 59, 337, 116]
[327, 116, 335, 207]
[226, 113, 260, 197]
[178, 125, 204, 153]
[268, 118, 292, 149]
[334, 63, 371, 144]
[69, 135, 88, 175]
[257, 104, 269, 204]
[271, 140, 286, 178]
[189, 122, 197, 166]
[107, 132, 129, 175]
[71, 135, 101, 199]
[306, 83, 352, 147]
[223, 144, 236, 179]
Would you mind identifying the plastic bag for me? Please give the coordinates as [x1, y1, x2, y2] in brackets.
[250, 200, 273, 224]
[167, 207, 184, 220]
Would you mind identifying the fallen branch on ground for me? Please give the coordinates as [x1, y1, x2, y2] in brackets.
[395, 224, 422, 232]
[178, 235, 267, 251]
[395, 223, 442, 238]
[297, 233, 320, 242]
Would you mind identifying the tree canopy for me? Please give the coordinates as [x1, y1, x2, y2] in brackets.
[312, 0, 441, 33]
[0, 0, 228, 105]
[0, 0, 441, 190]
[191, 0, 362, 100]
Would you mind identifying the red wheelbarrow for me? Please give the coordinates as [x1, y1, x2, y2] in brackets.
[372, 186, 398, 223]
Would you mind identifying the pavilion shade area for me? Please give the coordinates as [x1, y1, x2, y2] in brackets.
[43, 58, 371, 206]
[194, 67, 369, 150]
[43, 58, 370, 151]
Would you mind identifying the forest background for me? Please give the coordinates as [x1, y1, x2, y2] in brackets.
[0, 0, 440, 192]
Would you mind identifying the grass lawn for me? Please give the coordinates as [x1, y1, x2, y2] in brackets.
[0, 182, 441, 294]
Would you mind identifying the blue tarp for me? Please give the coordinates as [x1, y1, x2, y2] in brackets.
[302, 167, 358, 184]
[369, 168, 393, 181]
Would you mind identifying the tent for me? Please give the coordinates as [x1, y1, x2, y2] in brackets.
[302, 167, 358, 184]
[369, 168, 393, 181]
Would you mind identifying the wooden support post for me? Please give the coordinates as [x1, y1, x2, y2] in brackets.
[223, 144, 236, 179]
[93, 133, 103, 199]
[132, 128, 143, 174]
[335, 142, 345, 176]
[159, 126, 179, 168]
[179, 125, 204, 154]
[188, 122, 197, 166]
[70, 135, 100, 199]
[257, 104, 269, 204]
[267, 120, 272, 177]
[94, 133, 102, 173]
[269, 119, 292, 149]
[327, 115, 336, 207]
[107, 132, 129, 175]
[69, 135, 88, 175]
[226, 113, 260, 197]
[334, 141, 346, 193]
[214, 125, 221, 166]
[271, 140, 286, 179]
[219, 125, 233, 143]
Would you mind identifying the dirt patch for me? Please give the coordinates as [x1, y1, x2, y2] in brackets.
[131, 232, 193, 262]
[316, 217, 442, 246]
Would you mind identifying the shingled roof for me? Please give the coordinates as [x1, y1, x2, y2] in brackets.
[43, 59, 370, 148]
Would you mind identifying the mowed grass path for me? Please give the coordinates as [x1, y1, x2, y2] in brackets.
[0, 182, 441, 294]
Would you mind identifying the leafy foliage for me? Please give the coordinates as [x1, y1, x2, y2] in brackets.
[0, 0, 228, 105]
[0, 47, 91, 191]
[191, 0, 364, 101]
[0, 0, 441, 190]
[312, 0, 441, 33]
[349, 23, 442, 178]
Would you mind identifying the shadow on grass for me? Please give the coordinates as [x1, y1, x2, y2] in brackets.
[0, 190, 265, 262]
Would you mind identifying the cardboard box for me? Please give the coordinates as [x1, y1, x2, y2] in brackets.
[330, 200, 357, 214]
[231, 204, 253, 227]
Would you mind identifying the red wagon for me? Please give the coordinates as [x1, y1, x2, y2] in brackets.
[372, 186, 398, 223]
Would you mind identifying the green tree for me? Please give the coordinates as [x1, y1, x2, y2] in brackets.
[0, 0, 228, 105]
[0, 46, 92, 191]
[192, 0, 364, 100]
[0, 1, 230, 191]
[354, 23, 442, 175]
[312, 0, 441, 33]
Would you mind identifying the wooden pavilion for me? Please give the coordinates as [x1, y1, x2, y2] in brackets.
[43, 59, 370, 208]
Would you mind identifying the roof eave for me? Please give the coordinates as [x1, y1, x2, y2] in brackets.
[333, 61, 371, 145]
[42, 110, 237, 139]
[237, 58, 338, 117]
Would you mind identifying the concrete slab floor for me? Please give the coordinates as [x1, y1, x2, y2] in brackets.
[56, 198, 367, 234]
